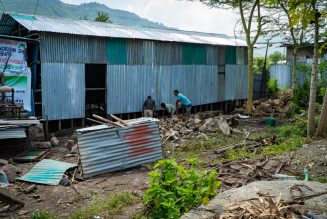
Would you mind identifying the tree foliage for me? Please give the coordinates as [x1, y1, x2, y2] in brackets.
[269, 51, 286, 64]
[143, 159, 220, 219]
[95, 11, 112, 23]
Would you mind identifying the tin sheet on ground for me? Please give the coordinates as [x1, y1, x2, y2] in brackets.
[17, 159, 77, 185]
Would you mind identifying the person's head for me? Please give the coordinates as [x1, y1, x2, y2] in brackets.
[161, 103, 166, 109]
[147, 96, 152, 100]
[173, 90, 179, 97]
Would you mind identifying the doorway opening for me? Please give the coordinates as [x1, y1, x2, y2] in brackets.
[85, 64, 106, 117]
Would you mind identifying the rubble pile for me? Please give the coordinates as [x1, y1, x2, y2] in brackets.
[251, 90, 292, 118]
[159, 112, 242, 144]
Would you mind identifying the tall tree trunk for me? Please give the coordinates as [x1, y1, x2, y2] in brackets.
[307, 11, 319, 137]
[291, 47, 298, 89]
[316, 89, 327, 136]
[246, 45, 254, 114]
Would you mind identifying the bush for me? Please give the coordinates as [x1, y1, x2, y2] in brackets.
[143, 159, 221, 219]
[267, 78, 279, 96]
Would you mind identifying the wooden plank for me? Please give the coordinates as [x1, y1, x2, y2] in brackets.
[92, 114, 122, 127]
[110, 114, 129, 126]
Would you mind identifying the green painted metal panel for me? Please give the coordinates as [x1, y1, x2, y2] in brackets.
[225, 46, 236, 64]
[182, 43, 206, 65]
[106, 38, 127, 65]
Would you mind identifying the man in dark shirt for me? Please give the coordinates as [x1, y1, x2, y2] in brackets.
[143, 96, 156, 117]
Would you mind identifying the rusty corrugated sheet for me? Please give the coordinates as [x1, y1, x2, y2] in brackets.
[77, 119, 163, 178]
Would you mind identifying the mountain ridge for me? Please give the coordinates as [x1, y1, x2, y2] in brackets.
[0, 0, 167, 28]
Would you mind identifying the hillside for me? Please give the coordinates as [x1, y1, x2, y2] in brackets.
[0, 0, 166, 28]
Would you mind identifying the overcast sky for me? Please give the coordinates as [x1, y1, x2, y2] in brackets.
[60, 0, 240, 36]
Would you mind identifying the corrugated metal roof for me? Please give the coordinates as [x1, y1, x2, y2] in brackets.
[0, 13, 247, 47]
[17, 159, 77, 185]
[77, 119, 163, 178]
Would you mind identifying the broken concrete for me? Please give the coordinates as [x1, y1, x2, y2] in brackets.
[181, 180, 327, 218]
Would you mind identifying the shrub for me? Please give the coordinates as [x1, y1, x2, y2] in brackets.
[143, 159, 221, 219]
[267, 78, 279, 96]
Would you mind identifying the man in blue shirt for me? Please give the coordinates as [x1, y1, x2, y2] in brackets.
[174, 90, 192, 115]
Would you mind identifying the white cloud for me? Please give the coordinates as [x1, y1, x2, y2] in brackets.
[60, 0, 240, 36]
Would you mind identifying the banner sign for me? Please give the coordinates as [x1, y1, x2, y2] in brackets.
[4, 68, 32, 112]
[0, 39, 31, 112]
[0, 39, 27, 73]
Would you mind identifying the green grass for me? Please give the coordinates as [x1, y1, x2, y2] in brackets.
[67, 192, 138, 219]
[30, 192, 139, 219]
[177, 134, 244, 152]
[31, 211, 58, 219]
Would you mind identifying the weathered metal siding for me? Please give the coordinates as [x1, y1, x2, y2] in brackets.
[77, 121, 163, 178]
[270, 64, 291, 89]
[158, 65, 218, 106]
[206, 46, 218, 65]
[40, 33, 106, 64]
[107, 65, 157, 114]
[236, 47, 245, 65]
[155, 42, 182, 65]
[107, 65, 219, 114]
[42, 63, 85, 120]
[225, 65, 248, 100]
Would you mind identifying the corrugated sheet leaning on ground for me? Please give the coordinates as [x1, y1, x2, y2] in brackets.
[1, 13, 247, 47]
[17, 159, 77, 185]
[77, 120, 163, 178]
[41, 63, 85, 120]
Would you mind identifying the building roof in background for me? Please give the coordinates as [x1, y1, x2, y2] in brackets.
[0, 12, 247, 47]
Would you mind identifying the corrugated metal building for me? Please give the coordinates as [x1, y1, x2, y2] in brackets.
[0, 12, 248, 125]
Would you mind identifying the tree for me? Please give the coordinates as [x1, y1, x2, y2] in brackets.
[316, 89, 327, 136]
[287, 0, 326, 137]
[264, 0, 310, 89]
[269, 51, 285, 64]
[95, 11, 112, 23]
[199, 0, 265, 114]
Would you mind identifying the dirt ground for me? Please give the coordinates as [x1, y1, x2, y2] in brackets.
[1, 118, 327, 218]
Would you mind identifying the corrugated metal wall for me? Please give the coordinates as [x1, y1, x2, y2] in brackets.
[225, 65, 248, 100]
[41, 63, 85, 120]
[40, 33, 106, 64]
[39, 33, 249, 118]
[270, 64, 291, 89]
[107, 65, 220, 114]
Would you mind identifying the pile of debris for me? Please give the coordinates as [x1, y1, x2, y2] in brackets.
[219, 191, 307, 218]
[251, 89, 292, 118]
[214, 154, 292, 191]
[159, 112, 242, 144]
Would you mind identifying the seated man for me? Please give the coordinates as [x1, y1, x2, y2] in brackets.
[161, 103, 176, 117]
[142, 96, 156, 117]
[173, 90, 192, 115]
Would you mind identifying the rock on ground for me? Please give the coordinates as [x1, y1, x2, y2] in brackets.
[181, 180, 327, 218]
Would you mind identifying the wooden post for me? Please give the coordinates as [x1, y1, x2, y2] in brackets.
[58, 120, 61, 131]
[71, 119, 74, 129]
[44, 121, 49, 141]
[82, 118, 85, 127]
